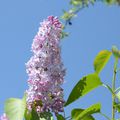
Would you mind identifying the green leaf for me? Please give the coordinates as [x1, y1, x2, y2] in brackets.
[102, 84, 114, 94]
[25, 103, 53, 120]
[115, 87, 120, 93]
[71, 109, 95, 120]
[116, 91, 120, 101]
[75, 103, 101, 120]
[56, 114, 65, 120]
[39, 112, 53, 120]
[25, 109, 31, 120]
[61, 31, 69, 39]
[104, 0, 116, 4]
[70, 0, 82, 6]
[94, 50, 112, 74]
[5, 97, 26, 120]
[90, 0, 96, 5]
[114, 102, 120, 113]
[70, 0, 95, 6]
[29, 110, 53, 120]
[61, 11, 75, 20]
[65, 73, 102, 106]
[30, 109, 39, 120]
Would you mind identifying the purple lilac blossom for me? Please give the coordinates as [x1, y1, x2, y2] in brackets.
[0, 114, 9, 120]
[26, 16, 66, 114]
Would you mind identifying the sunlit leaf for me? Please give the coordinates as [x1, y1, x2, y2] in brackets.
[94, 50, 112, 74]
[73, 103, 101, 120]
[5, 97, 26, 120]
[70, 0, 82, 6]
[65, 73, 102, 106]
[61, 11, 75, 20]
[72, 108, 95, 120]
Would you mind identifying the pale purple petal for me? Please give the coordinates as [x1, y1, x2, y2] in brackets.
[0, 114, 9, 120]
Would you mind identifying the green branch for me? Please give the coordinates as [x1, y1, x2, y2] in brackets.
[112, 58, 118, 120]
[61, 0, 120, 28]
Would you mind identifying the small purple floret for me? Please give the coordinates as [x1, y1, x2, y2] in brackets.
[0, 114, 9, 120]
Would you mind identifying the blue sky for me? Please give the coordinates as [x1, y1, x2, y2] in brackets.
[0, 0, 120, 119]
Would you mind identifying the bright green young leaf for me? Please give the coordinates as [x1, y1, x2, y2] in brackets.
[61, 11, 75, 20]
[94, 50, 112, 74]
[71, 109, 95, 120]
[75, 103, 101, 120]
[65, 73, 102, 106]
[56, 114, 65, 120]
[70, 0, 95, 6]
[70, 0, 82, 6]
[5, 97, 26, 120]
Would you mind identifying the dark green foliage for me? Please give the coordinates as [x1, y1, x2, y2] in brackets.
[56, 114, 65, 120]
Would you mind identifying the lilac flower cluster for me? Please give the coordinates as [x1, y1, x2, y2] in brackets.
[0, 114, 9, 120]
[26, 16, 66, 114]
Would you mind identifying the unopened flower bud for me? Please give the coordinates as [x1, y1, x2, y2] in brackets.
[112, 46, 120, 58]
